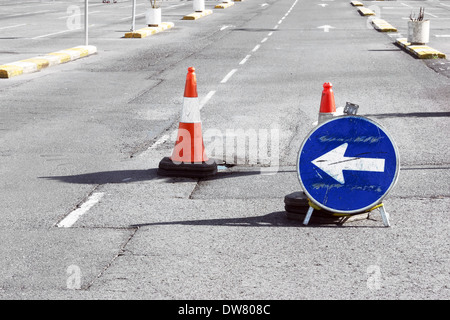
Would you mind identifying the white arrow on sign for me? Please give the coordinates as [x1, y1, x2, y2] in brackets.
[317, 25, 335, 32]
[311, 143, 385, 184]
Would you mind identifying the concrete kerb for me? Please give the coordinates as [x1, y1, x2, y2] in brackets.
[371, 19, 398, 32]
[350, 4, 446, 60]
[396, 38, 447, 59]
[124, 22, 174, 38]
[215, 1, 235, 9]
[182, 10, 213, 20]
[350, 1, 364, 7]
[0, 45, 97, 79]
[357, 7, 375, 16]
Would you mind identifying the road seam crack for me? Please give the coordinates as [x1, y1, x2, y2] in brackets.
[84, 226, 139, 291]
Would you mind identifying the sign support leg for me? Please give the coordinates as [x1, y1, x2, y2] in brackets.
[303, 206, 314, 225]
[379, 204, 390, 227]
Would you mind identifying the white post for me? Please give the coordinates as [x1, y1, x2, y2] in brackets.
[84, 0, 88, 46]
[131, 0, 136, 31]
[193, 0, 205, 12]
[303, 206, 314, 226]
[379, 205, 391, 227]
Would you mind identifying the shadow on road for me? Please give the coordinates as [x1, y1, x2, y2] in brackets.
[39, 168, 278, 184]
[130, 211, 383, 229]
[364, 111, 450, 118]
[130, 211, 301, 228]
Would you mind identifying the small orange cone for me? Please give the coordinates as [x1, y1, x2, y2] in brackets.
[158, 67, 217, 178]
[318, 82, 336, 124]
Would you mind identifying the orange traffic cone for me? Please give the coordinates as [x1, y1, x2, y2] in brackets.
[158, 67, 217, 178]
[318, 82, 336, 124]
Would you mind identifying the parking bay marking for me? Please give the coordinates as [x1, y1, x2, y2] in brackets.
[0, 24, 27, 30]
[56, 192, 105, 228]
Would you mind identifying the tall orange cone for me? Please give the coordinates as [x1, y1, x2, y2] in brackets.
[158, 67, 217, 178]
[318, 82, 336, 124]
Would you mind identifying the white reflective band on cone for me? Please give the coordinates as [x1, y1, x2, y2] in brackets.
[180, 97, 202, 123]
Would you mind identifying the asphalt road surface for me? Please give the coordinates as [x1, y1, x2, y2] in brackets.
[0, 0, 449, 302]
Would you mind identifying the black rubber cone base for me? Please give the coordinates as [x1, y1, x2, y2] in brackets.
[284, 192, 369, 224]
[157, 157, 217, 178]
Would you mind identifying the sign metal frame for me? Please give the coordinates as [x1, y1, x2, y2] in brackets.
[297, 115, 399, 225]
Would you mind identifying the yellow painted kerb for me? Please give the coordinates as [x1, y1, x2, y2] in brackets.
[350, 1, 364, 6]
[0, 45, 96, 79]
[371, 19, 397, 32]
[215, 2, 235, 9]
[67, 47, 89, 57]
[47, 52, 72, 63]
[20, 58, 50, 70]
[396, 38, 446, 59]
[182, 10, 213, 20]
[124, 22, 174, 38]
[0, 64, 24, 78]
[358, 7, 375, 16]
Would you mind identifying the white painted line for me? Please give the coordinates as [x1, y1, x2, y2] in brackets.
[0, 23, 27, 30]
[31, 28, 81, 39]
[440, 3, 450, 8]
[239, 54, 251, 65]
[10, 4, 52, 8]
[58, 14, 79, 20]
[6, 10, 52, 18]
[56, 192, 104, 228]
[274, 25, 279, 29]
[252, 44, 261, 52]
[29, 24, 99, 40]
[120, 13, 145, 21]
[435, 35, 450, 37]
[278, 19, 283, 24]
[261, 37, 268, 43]
[220, 69, 238, 84]
[120, 3, 145, 8]
[268, 31, 274, 36]
[220, 25, 230, 31]
[401, 2, 412, 8]
[57, 11, 102, 19]
[149, 134, 170, 149]
[426, 12, 439, 18]
[165, 3, 187, 9]
[200, 90, 216, 110]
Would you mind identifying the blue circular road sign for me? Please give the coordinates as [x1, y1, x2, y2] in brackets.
[297, 116, 399, 214]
